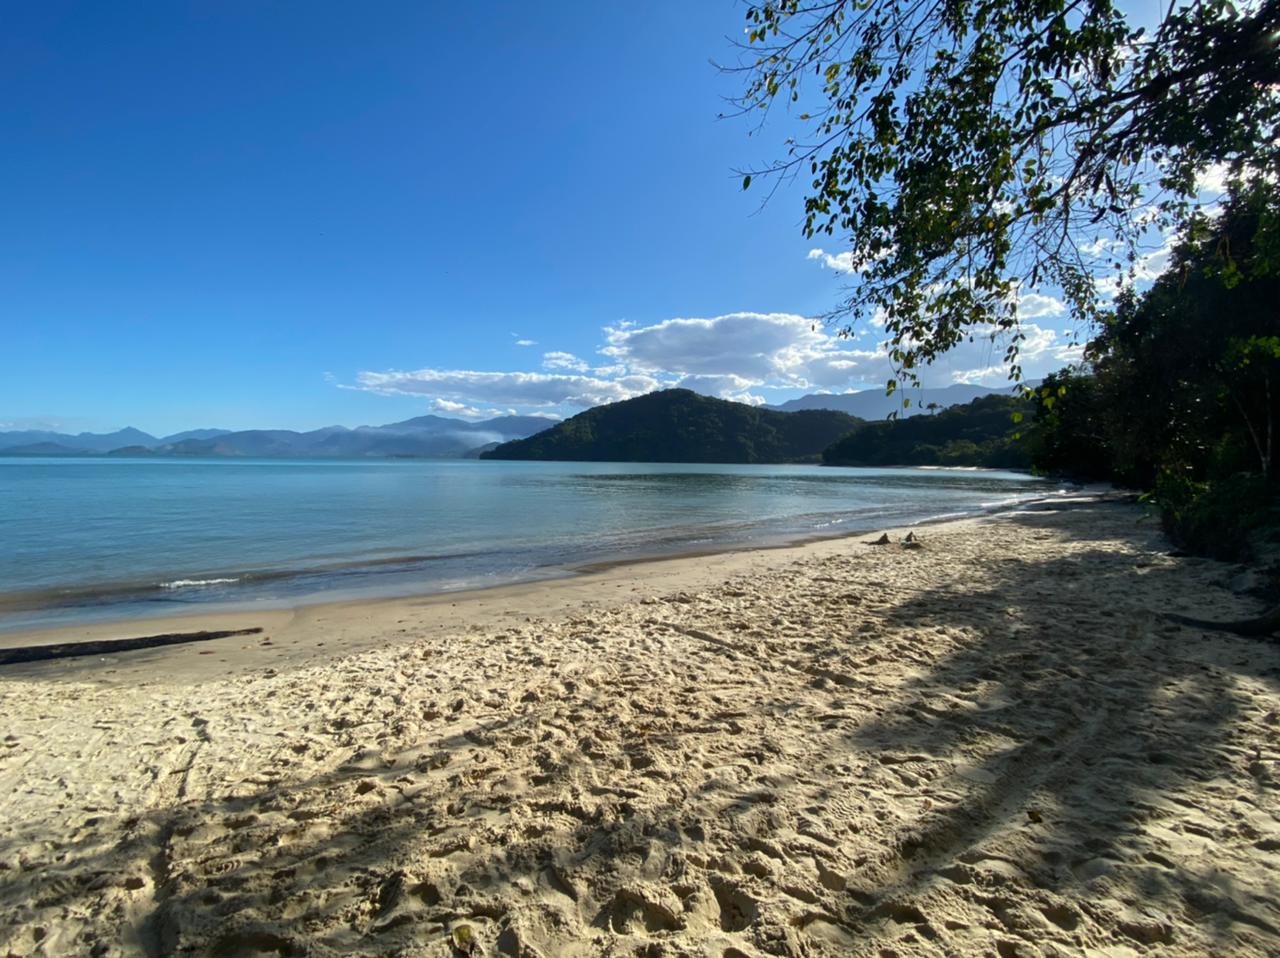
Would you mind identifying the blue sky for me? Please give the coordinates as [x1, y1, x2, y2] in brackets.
[2, 1, 1101, 435]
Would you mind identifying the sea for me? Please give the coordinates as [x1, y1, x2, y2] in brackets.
[0, 457, 1061, 633]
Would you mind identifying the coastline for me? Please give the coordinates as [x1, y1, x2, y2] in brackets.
[0, 491, 1103, 685]
[2, 496, 1276, 956]
[0, 458, 1061, 638]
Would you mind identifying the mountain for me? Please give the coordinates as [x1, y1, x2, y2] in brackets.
[0, 427, 158, 454]
[463, 442, 502, 459]
[0, 415, 551, 459]
[481, 389, 863, 463]
[0, 442, 90, 457]
[771, 382, 1031, 419]
[146, 416, 549, 458]
[822, 394, 1033, 468]
[158, 428, 233, 444]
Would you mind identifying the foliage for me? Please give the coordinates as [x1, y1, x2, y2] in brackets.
[729, 0, 1280, 384]
[822, 394, 1032, 467]
[1153, 471, 1275, 560]
[480, 389, 863, 463]
[1085, 180, 1280, 487]
[1026, 369, 1112, 479]
[1030, 181, 1280, 556]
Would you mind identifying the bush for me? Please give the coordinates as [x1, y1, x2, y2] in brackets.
[1153, 471, 1276, 561]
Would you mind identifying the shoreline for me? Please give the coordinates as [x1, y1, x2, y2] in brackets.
[0, 491, 1111, 683]
[0, 462, 1071, 637]
[1, 495, 1275, 956]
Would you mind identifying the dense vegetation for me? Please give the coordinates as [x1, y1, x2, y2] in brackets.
[481, 389, 863, 463]
[1028, 183, 1280, 559]
[823, 394, 1031, 468]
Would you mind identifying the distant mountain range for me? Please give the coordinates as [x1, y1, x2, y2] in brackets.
[2, 384, 1021, 461]
[768, 382, 1030, 419]
[482, 389, 863, 463]
[0, 415, 553, 459]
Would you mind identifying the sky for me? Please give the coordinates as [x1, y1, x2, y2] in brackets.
[2, 1, 1148, 435]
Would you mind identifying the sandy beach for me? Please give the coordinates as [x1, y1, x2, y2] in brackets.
[1, 497, 1277, 956]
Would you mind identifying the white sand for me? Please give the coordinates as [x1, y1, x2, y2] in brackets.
[1, 499, 1277, 956]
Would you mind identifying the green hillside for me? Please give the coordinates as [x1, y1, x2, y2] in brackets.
[481, 389, 863, 463]
[822, 394, 1031, 468]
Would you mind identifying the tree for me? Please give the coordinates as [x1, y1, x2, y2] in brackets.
[728, 0, 1280, 386]
[1027, 180, 1279, 558]
[1027, 368, 1111, 480]
[1087, 179, 1280, 486]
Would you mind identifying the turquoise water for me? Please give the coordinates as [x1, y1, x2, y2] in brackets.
[0, 458, 1056, 632]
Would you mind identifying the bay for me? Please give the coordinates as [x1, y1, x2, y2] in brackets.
[0, 457, 1056, 631]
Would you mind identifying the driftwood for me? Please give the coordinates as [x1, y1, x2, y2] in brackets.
[0, 628, 263, 666]
[1164, 606, 1280, 638]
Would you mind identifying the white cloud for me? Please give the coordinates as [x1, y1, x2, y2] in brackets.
[808, 246, 894, 275]
[514, 339, 537, 347]
[1017, 291, 1066, 319]
[791, 349, 893, 389]
[603, 310, 1076, 391]
[1196, 162, 1231, 196]
[353, 309, 1083, 413]
[428, 398, 489, 419]
[589, 363, 631, 377]
[355, 368, 660, 409]
[949, 364, 1010, 385]
[603, 312, 825, 380]
[542, 351, 589, 372]
[807, 248, 857, 273]
[931, 323, 1081, 387]
[1134, 241, 1173, 280]
[675, 374, 767, 405]
[1080, 236, 1124, 257]
[1094, 235, 1176, 300]
[1055, 342, 1086, 364]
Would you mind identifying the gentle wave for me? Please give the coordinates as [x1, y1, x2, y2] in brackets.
[0, 460, 1058, 633]
[160, 577, 241, 589]
[0, 549, 498, 616]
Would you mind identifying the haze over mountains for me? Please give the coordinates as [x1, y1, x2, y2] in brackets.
[0, 415, 553, 459]
[767, 382, 1027, 419]
[1, 383, 1021, 459]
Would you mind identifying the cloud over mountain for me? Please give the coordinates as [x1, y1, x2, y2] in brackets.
[352, 309, 1081, 414]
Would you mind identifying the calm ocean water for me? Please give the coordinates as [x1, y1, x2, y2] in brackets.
[0, 457, 1057, 632]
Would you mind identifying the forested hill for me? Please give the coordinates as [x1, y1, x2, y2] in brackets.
[480, 389, 863, 463]
[822, 394, 1032, 469]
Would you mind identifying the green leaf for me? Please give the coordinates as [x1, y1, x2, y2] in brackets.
[742, 175, 752, 191]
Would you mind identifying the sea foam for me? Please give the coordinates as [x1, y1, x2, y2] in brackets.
[160, 577, 241, 589]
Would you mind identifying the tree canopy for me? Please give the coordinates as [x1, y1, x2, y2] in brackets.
[1027, 180, 1279, 556]
[729, 0, 1280, 385]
